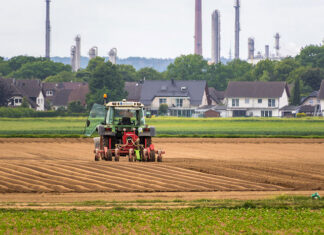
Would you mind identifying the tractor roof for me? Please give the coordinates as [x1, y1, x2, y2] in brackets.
[106, 100, 144, 108]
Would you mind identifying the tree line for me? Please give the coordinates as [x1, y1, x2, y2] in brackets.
[1, 45, 324, 107]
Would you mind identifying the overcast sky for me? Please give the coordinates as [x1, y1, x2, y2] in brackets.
[1, 0, 324, 59]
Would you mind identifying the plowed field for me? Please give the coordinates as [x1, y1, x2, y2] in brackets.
[0, 138, 323, 194]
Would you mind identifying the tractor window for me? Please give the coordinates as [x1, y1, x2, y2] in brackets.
[107, 107, 145, 126]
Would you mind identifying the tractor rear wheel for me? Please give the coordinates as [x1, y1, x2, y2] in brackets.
[143, 149, 148, 162]
[95, 154, 100, 161]
[106, 150, 113, 161]
[115, 149, 120, 162]
[157, 150, 163, 162]
[150, 151, 156, 162]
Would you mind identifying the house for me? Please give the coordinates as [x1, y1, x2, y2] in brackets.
[208, 87, 225, 105]
[139, 80, 210, 117]
[42, 82, 89, 110]
[1, 78, 45, 111]
[124, 81, 143, 102]
[224, 81, 290, 117]
[300, 91, 320, 106]
[318, 80, 324, 115]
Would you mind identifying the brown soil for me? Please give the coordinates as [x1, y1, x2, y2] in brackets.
[0, 138, 323, 196]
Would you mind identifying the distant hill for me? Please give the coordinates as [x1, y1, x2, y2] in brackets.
[51, 56, 230, 72]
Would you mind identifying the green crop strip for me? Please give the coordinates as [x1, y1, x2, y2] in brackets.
[1, 117, 324, 138]
[0, 208, 323, 234]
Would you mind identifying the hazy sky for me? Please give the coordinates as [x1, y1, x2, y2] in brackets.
[1, 0, 324, 59]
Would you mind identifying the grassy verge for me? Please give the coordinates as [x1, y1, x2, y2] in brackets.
[0, 196, 323, 234]
[1, 117, 324, 138]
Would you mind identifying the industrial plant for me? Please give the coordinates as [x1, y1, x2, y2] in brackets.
[44, 0, 289, 69]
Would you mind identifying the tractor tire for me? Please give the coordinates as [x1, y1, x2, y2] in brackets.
[143, 149, 148, 162]
[150, 151, 156, 162]
[157, 150, 163, 162]
[106, 150, 113, 161]
[94, 154, 100, 161]
[115, 149, 120, 162]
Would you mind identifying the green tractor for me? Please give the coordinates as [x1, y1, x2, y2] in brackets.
[85, 99, 164, 162]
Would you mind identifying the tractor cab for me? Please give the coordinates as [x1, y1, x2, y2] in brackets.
[85, 99, 164, 162]
[105, 100, 146, 131]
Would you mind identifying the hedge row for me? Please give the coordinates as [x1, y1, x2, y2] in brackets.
[0, 107, 87, 118]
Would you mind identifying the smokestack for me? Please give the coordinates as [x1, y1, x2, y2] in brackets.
[89, 47, 98, 59]
[71, 46, 76, 72]
[195, 0, 203, 56]
[248, 37, 255, 60]
[234, 0, 240, 59]
[265, 45, 270, 59]
[75, 35, 81, 71]
[211, 10, 221, 64]
[274, 33, 280, 57]
[45, 0, 51, 58]
[108, 48, 118, 65]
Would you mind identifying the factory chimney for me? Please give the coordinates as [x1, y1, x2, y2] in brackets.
[248, 38, 255, 60]
[274, 33, 280, 57]
[75, 35, 81, 71]
[71, 46, 76, 72]
[45, 0, 51, 58]
[234, 0, 240, 59]
[71, 35, 81, 72]
[211, 10, 221, 64]
[109, 48, 118, 65]
[195, 0, 203, 56]
[265, 45, 270, 59]
[89, 47, 98, 59]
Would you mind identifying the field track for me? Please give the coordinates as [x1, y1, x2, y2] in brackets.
[0, 138, 323, 194]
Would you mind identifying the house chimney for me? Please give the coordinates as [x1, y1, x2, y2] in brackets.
[171, 79, 175, 86]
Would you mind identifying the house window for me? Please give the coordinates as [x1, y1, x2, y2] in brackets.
[232, 99, 239, 107]
[261, 110, 273, 117]
[37, 98, 43, 105]
[159, 98, 167, 105]
[309, 99, 313, 105]
[14, 98, 22, 104]
[176, 99, 183, 107]
[46, 90, 53, 96]
[258, 99, 262, 104]
[268, 99, 275, 107]
[245, 98, 250, 104]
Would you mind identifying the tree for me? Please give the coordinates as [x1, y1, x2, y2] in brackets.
[68, 101, 86, 113]
[273, 57, 299, 81]
[166, 54, 208, 80]
[136, 67, 163, 81]
[158, 104, 168, 115]
[8, 56, 46, 71]
[117, 64, 137, 82]
[296, 45, 324, 68]
[10, 60, 71, 80]
[0, 80, 12, 107]
[0, 60, 12, 76]
[291, 78, 301, 105]
[44, 71, 79, 82]
[300, 67, 324, 91]
[21, 97, 29, 108]
[86, 61, 126, 107]
[252, 59, 276, 81]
